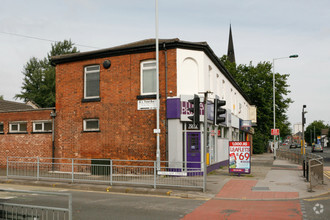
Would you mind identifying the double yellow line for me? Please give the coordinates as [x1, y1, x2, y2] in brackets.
[324, 171, 330, 180]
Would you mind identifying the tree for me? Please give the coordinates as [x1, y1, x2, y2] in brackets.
[0, 95, 3, 100]
[15, 40, 79, 107]
[305, 120, 328, 145]
[220, 55, 293, 154]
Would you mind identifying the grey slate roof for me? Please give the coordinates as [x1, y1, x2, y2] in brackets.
[0, 99, 34, 112]
[50, 38, 252, 105]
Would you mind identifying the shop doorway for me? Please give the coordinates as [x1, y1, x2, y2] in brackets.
[187, 132, 201, 168]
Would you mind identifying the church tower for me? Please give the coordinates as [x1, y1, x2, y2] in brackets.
[227, 24, 236, 63]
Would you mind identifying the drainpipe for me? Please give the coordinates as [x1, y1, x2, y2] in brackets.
[163, 42, 168, 161]
[50, 110, 57, 171]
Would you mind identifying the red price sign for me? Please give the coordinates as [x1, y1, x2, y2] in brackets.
[229, 141, 251, 174]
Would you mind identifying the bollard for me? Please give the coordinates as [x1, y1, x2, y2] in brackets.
[303, 159, 305, 177]
[306, 161, 309, 181]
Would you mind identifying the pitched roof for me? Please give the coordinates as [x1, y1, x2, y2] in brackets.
[51, 38, 252, 104]
[0, 99, 34, 112]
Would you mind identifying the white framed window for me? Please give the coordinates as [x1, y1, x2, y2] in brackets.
[84, 65, 100, 99]
[9, 121, 27, 133]
[83, 119, 100, 131]
[0, 122, 3, 133]
[33, 121, 52, 132]
[140, 60, 156, 95]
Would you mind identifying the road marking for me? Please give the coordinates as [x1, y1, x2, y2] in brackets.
[324, 171, 330, 179]
[304, 196, 330, 202]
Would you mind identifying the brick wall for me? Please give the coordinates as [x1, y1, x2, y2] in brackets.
[0, 109, 54, 167]
[55, 49, 177, 161]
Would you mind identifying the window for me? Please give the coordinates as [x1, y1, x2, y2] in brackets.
[0, 122, 3, 133]
[33, 121, 52, 132]
[84, 65, 100, 99]
[141, 60, 156, 95]
[83, 119, 100, 131]
[9, 122, 27, 133]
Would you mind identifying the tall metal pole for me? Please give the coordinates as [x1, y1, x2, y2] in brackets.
[203, 92, 209, 192]
[155, 0, 160, 170]
[273, 59, 276, 159]
[272, 55, 298, 160]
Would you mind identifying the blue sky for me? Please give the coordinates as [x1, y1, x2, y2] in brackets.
[1, 0, 330, 128]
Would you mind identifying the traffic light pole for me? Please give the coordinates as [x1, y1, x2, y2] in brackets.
[203, 91, 209, 192]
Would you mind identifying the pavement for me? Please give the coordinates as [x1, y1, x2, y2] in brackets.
[0, 153, 329, 219]
[0, 153, 328, 200]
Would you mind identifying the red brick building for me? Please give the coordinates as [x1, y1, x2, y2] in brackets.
[1, 38, 255, 171]
[0, 102, 54, 166]
[52, 39, 178, 161]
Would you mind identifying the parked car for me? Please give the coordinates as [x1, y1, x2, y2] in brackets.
[312, 144, 323, 153]
[289, 144, 296, 149]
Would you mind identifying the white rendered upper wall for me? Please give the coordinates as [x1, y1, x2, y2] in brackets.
[176, 48, 250, 120]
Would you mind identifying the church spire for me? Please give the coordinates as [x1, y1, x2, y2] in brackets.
[227, 24, 236, 63]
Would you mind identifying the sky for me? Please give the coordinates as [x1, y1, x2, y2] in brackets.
[0, 0, 329, 129]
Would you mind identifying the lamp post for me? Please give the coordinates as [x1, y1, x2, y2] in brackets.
[273, 54, 298, 160]
[302, 105, 307, 155]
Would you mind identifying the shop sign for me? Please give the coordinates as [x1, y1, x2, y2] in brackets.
[187, 122, 200, 130]
[241, 120, 252, 128]
[229, 141, 251, 174]
[138, 100, 157, 110]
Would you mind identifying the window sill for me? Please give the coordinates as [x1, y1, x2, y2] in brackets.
[7, 132, 28, 134]
[31, 131, 52, 134]
[83, 130, 101, 133]
[137, 94, 161, 100]
[82, 98, 101, 103]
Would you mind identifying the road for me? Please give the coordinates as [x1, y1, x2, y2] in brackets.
[301, 192, 330, 220]
[286, 145, 330, 166]
[0, 184, 206, 220]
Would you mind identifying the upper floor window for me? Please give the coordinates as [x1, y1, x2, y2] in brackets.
[141, 60, 156, 95]
[83, 119, 100, 132]
[9, 121, 27, 133]
[84, 65, 100, 99]
[0, 122, 3, 133]
[33, 121, 52, 133]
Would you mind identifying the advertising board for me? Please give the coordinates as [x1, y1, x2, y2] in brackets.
[229, 141, 251, 174]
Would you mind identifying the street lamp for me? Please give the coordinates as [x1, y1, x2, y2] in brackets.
[273, 54, 298, 160]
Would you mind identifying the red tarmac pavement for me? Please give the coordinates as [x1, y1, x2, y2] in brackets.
[183, 179, 302, 220]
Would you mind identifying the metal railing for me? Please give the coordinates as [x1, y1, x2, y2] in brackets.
[276, 149, 302, 164]
[0, 189, 72, 220]
[276, 149, 324, 191]
[7, 157, 204, 190]
[306, 153, 324, 191]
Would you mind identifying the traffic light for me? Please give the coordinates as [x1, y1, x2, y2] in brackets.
[214, 99, 226, 125]
[188, 95, 200, 124]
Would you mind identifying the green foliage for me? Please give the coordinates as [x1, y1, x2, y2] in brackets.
[0, 95, 3, 100]
[220, 55, 293, 154]
[15, 40, 79, 107]
[305, 120, 329, 145]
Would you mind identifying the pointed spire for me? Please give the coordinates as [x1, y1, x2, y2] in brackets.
[227, 24, 236, 63]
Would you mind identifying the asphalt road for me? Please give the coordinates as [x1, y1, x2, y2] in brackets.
[287, 145, 330, 166]
[301, 192, 330, 220]
[0, 184, 206, 220]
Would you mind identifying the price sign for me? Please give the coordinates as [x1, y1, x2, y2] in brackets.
[229, 141, 251, 174]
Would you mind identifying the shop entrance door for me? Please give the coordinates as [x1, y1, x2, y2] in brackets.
[187, 132, 201, 169]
